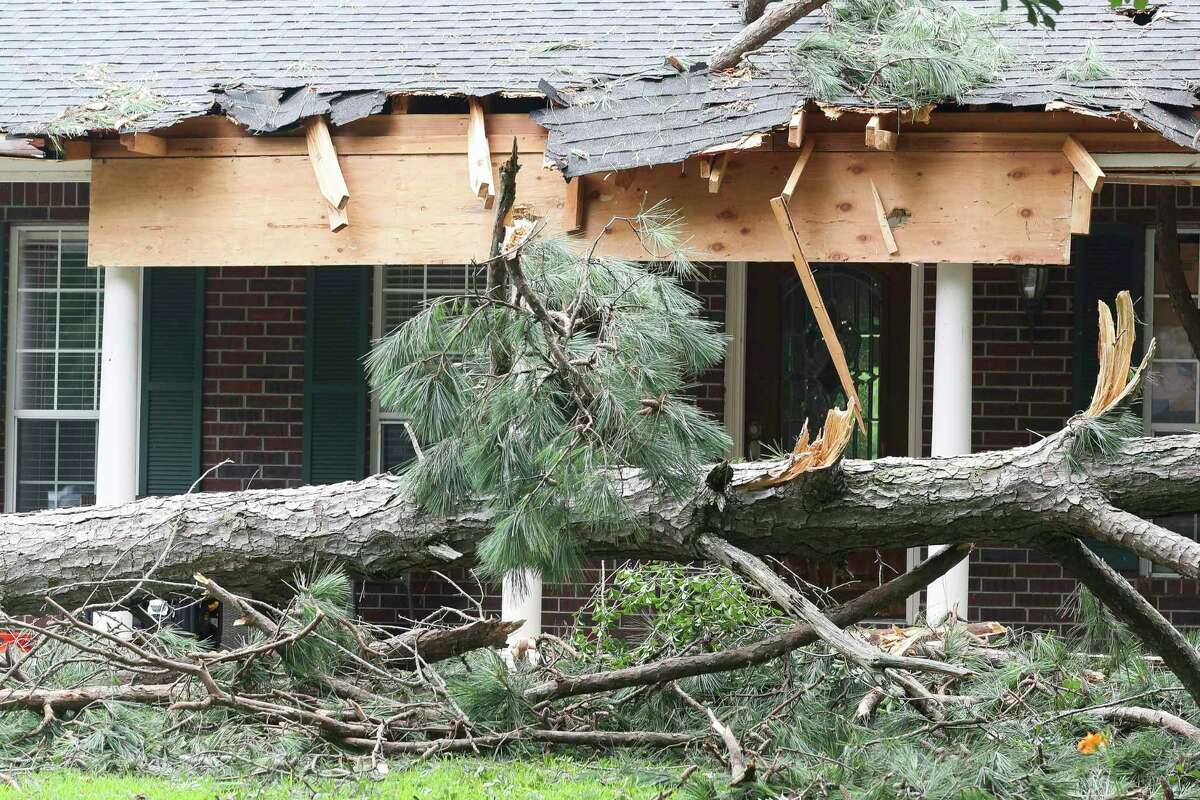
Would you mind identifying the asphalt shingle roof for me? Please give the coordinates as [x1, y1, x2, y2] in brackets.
[1, 0, 1197, 172]
[0, 0, 745, 135]
[534, 0, 1200, 176]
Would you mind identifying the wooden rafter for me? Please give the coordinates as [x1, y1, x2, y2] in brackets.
[868, 180, 899, 255]
[564, 178, 585, 234]
[709, 153, 730, 194]
[864, 115, 896, 152]
[769, 194, 866, 433]
[303, 116, 351, 232]
[61, 140, 92, 160]
[1062, 135, 1105, 192]
[467, 97, 496, 209]
[788, 109, 806, 148]
[119, 133, 167, 156]
[1070, 174, 1093, 235]
[780, 138, 816, 203]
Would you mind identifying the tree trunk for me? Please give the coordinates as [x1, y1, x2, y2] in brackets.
[2, 429, 1200, 611]
[1156, 186, 1200, 359]
[709, 0, 832, 72]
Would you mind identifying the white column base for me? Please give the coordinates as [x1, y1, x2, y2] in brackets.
[96, 266, 142, 506]
[501, 569, 542, 658]
[926, 262, 973, 625]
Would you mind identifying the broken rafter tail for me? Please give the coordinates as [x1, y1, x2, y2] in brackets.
[303, 115, 351, 215]
[467, 97, 497, 209]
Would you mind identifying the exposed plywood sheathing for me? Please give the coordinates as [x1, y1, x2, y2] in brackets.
[467, 97, 496, 209]
[780, 138, 815, 203]
[119, 133, 167, 156]
[1070, 173, 1093, 235]
[1062, 135, 1105, 192]
[788, 109, 805, 148]
[769, 193, 866, 433]
[89, 149, 1074, 267]
[869, 179, 898, 255]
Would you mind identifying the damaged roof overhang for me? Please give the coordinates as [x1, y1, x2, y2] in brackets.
[532, 70, 1200, 179]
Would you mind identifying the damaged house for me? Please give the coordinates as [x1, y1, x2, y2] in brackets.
[1, 0, 1199, 639]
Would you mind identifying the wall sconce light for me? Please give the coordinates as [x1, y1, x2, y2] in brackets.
[1015, 266, 1049, 327]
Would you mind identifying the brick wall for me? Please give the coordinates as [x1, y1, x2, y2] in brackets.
[201, 267, 307, 492]
[0, 181, 90, 510]
[920, 185, 1200, 632]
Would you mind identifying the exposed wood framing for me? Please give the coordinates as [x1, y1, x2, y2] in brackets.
[89, 150, 1075, 267]
[1070, 173, 1093, 235]
[467, 97, 496, 209]
[563, 178, 585, 234]
[780, 138, 816, 203]
[709, 152, 730, 194]
[769, 194, 866, 431]
[788, 109, 806, 148]
[389, 95, 409, 114]
[1062, 135, 1105, 192]
[61, 140, 92, 160]
[119, 133, 167, 156]
[699, 156, 713, 179]
[865, 115, 897, 151]
[869, 179, 899, 254]
[1102, 173, 1200, 187]
[303, 116, 351, 233]
[702, 133, 766, 155]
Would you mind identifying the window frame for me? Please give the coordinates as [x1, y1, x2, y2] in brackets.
[370, 265, 474, 474]
[1141, 224, 1200, 575]
[5, 223, 99, 513]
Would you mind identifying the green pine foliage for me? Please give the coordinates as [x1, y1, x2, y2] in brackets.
[367, 205, 731, 581]
[790, 0, 1014, 109]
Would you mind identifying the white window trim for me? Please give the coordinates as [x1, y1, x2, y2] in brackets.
[5, 223, 95, 513]
[1141, 224, 1200, 575]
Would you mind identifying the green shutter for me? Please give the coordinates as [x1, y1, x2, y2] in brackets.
[303, 267, 370, 484]
[139, 268, 205, 496]
[1071, 224, 1143, 571]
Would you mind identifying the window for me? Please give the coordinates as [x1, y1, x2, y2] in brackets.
[6, 227, 102, 512]
[1144, 228, 1200, 573]
[372, 265, 480, 473]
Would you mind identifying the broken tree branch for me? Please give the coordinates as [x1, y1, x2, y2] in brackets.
[709, 0, 833, 72]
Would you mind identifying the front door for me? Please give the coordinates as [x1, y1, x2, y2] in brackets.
[745, 262, 912, 617]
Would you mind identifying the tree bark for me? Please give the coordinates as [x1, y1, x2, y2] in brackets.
[1155, 186, 1200, 359]
[1043, 536, 1200, 706]
[2, 431, 1200, 611]
[709, 0, 832, 72]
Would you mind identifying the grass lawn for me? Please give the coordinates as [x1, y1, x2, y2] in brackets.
[0, 756, 676, 799]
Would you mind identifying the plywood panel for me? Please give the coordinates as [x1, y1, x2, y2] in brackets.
[89, 149, 1073, 267]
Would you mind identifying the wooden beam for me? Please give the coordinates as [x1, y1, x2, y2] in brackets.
[869, 179, 899, 255]
[467, 97, 496, 209]
[119, 133, 167, 156]
[564, 178, 585, 234]
[60, 140, 92, 160]
[864, 116, 896, 152]
[709, 153, 729, 194]
[780, 138, 816, 203]
[303, 116, 351, 234]
[702, 133, 766, 155]
[1101, 173, 1200, 187]
[1070, 173, 1093, 235]
[770, 194, 867, 433]
[788, 109, 806, 148]
[327, 202, 349, 233]
[1062, 135, 1105, 192]
[699, 156, 713, 179]
[390, 95, 409, 114]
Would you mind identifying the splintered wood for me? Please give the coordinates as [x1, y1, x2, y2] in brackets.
[736, 405, 857, 491]
[1083, 290, 1155, 418]
[770, 192, 867, 432]
[303, 116, 351, 232]
[467, 97, 496, 209]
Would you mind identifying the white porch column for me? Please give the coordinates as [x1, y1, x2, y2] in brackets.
[502, 569, 542, 648]
[926, 262, 972, 624]
[96, 266, 142, 506]
[723, 262, 748, 459]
